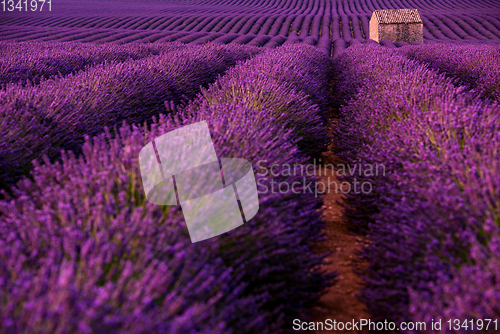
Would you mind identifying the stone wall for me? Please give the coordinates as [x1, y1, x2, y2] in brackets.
[378, 23, 423, 43]
[369, 18, 379, 43]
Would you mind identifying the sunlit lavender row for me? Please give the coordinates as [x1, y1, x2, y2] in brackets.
[0, 43, 335, 333]
[0, 43, 260, 188]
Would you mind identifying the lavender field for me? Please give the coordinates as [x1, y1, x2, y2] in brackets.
[1, 0, 500, 56]
[1, 0, 500, 333]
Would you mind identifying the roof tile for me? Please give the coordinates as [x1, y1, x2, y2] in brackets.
[373, 9, 422, 24]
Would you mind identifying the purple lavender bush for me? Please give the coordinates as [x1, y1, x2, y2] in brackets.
[399, 43, 500, 101]
[0, 42, 260, 189]
[0, 43, 335, 333]
[331, 44, 500, 330]
[188, 43, 333, 157]
[0, 41, 185, 87]
[0, 121, 246, 334]
[409, 227, 500, 333]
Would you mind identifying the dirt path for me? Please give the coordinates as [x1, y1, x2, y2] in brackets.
[312, 117, 371, 333]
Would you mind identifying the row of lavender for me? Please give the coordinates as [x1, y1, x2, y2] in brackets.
[0, 28, 417, 60]
[0, 25, 358, 58]
[331, 44, 500, 329]
[0, 41, 186, 87]
[398, 43, 500, 102]
[0, 43, 334, 333]
[0, 42, 260, 189]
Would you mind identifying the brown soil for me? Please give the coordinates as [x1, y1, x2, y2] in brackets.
[311, 117, 371, 333]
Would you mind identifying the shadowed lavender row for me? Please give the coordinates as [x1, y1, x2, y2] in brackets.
[0, 42, 260, 189]
[398, 43, 500, 101]
[0, 43, 335, 333]
[331, 44, 500, 329]
[0, 41, 185, 87]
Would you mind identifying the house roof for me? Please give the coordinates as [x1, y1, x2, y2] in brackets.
[372, 9, 422, 24]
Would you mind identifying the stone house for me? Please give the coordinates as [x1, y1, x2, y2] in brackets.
[369, 9, 423, 43]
